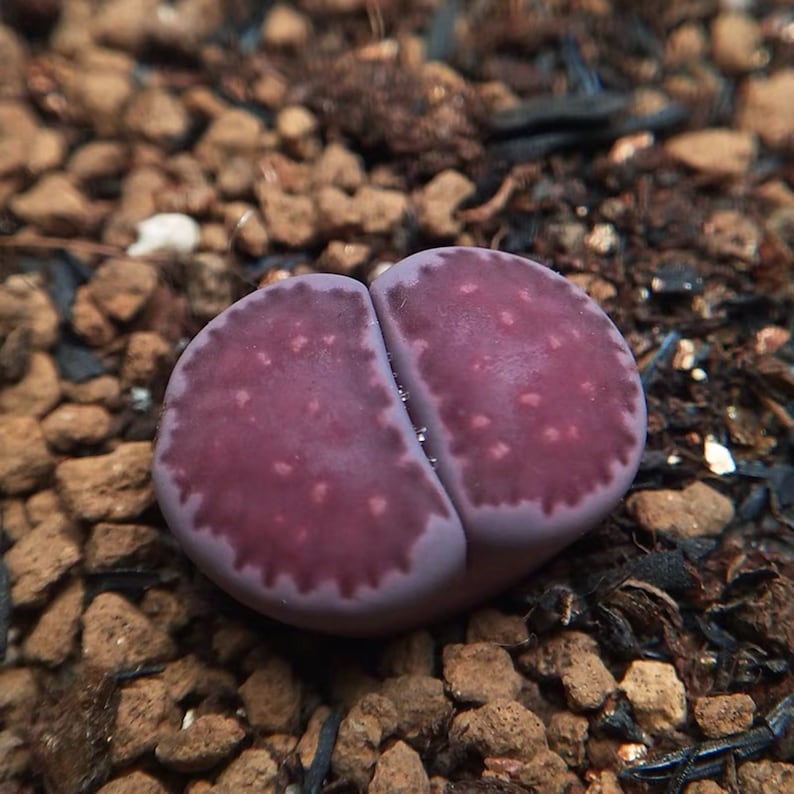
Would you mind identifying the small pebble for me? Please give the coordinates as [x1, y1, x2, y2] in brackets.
[257, 185, 317, 247]
[88, 259, 158, 322]
[154, 713, 246, 773]
[161, 655, 237, 704]
[737, 69, 794, 151]
[124, 87, 190, 147]
[96, 771, 169, 794]
[28, 128, 67, 175]
[711, 13, 767, 73]
[4, 513, 80, 606]
[22, 577, 84, 665]
[517, 748, 579, 792]
[56, 441, 153, 521]
[66, 66, 134, 136]
[518, 631, 599, 680]
[223, 205, 269, 257]
[332, 693, 398, 790]
[0, 416, 54, 495]
[261, 3, 312, 49]
[120, 331, 171, 388]
[70, 286, 116, 346]
[238, 656, 303, 732]
[84, 522, 160, 571]
[41, 403, 112, 451]
[195, 108, 264, 173]
[312, 142, 365, 191]
[449, 699, 547, 761]
[686, 782, 728, 794]
[126, 213, 200, 257]
[443, 643, 522, 704]
[547, 711, 588, 768]
[0, 667, 38, 727]
[62, 374, 121, 408]
[415, 168, 475, 238]
[25, 489, 60, 524]
[620, 660, 687, 733]
[627, 481, 734, 538]
[185, 252, 234, 320]
[112, 677, 181, 765]
[380, 675, 451, 741]
[584, 769, 625, 794]
[704, 435, 736, 476]
[276, 105, 318, 156]
[315, 186, 358, 235]
[82, 591, 176, 672]
[214, 747, 279, 789]
[0, 276, 60, 350]
[351, 186, 408, 235]
[693, 693, 755, 738]
[369, 740, 430, 794]
[561, 652, 617, 712]
[319, 240, 371, 275]
[0, 498, 29, 543]
[9, 172, 92, 234]
[703, 209, 760, 266]
[0, 103, 39, 176]
[737, 760, 794, 793]
[68, 140, 129, 182]
[0, 352, 61, 417]
[665, 128, 757, 176]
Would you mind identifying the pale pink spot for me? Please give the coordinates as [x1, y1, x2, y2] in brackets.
[566, 425, 581, 441]
[488, 441, 511, 461]
[543, 427, 561, 443]
[256, 352, 272, 367]
[413, 339, 429, 355]
[459, 282, 479, 294]
[234, 389, 251, 408]
[471, 356, 490, 373]
[518, 392, 542, 407]
[518, 288, 531, 302]
[547, 335, 563, 351]
[470, 414, 492, 430]
[500, 310, 515, 327]
[322, 334, 336, 345]
[291, 334, 309, 353]
[580, 380, 596, 396]
[307, 398, 321, 415]
[273, 461, 293, 476]
[368, 495, 388, 518]
[311, 481, 329, 504]
[294, 526, 309, 544]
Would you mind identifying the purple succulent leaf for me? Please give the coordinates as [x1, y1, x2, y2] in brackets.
[370, 247, 646, 549]
[153, 249, 646, 635]
[153, 274, 467, 632]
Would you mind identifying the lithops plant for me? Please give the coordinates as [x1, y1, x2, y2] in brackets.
[153, 247, 646, 634]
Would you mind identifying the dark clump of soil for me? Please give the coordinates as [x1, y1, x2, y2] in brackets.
[1, 1, 793, 793]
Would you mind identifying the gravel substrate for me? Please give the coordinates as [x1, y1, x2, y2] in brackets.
[1, 1, 794, 793]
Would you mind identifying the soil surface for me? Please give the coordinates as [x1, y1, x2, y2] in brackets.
[1, 1, 794, 793]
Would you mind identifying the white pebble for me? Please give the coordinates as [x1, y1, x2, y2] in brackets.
[127, 213, 201, 256]
[704, 435, 736, 475]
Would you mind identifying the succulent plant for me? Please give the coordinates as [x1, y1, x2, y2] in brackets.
[153, 247, 646, 635]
